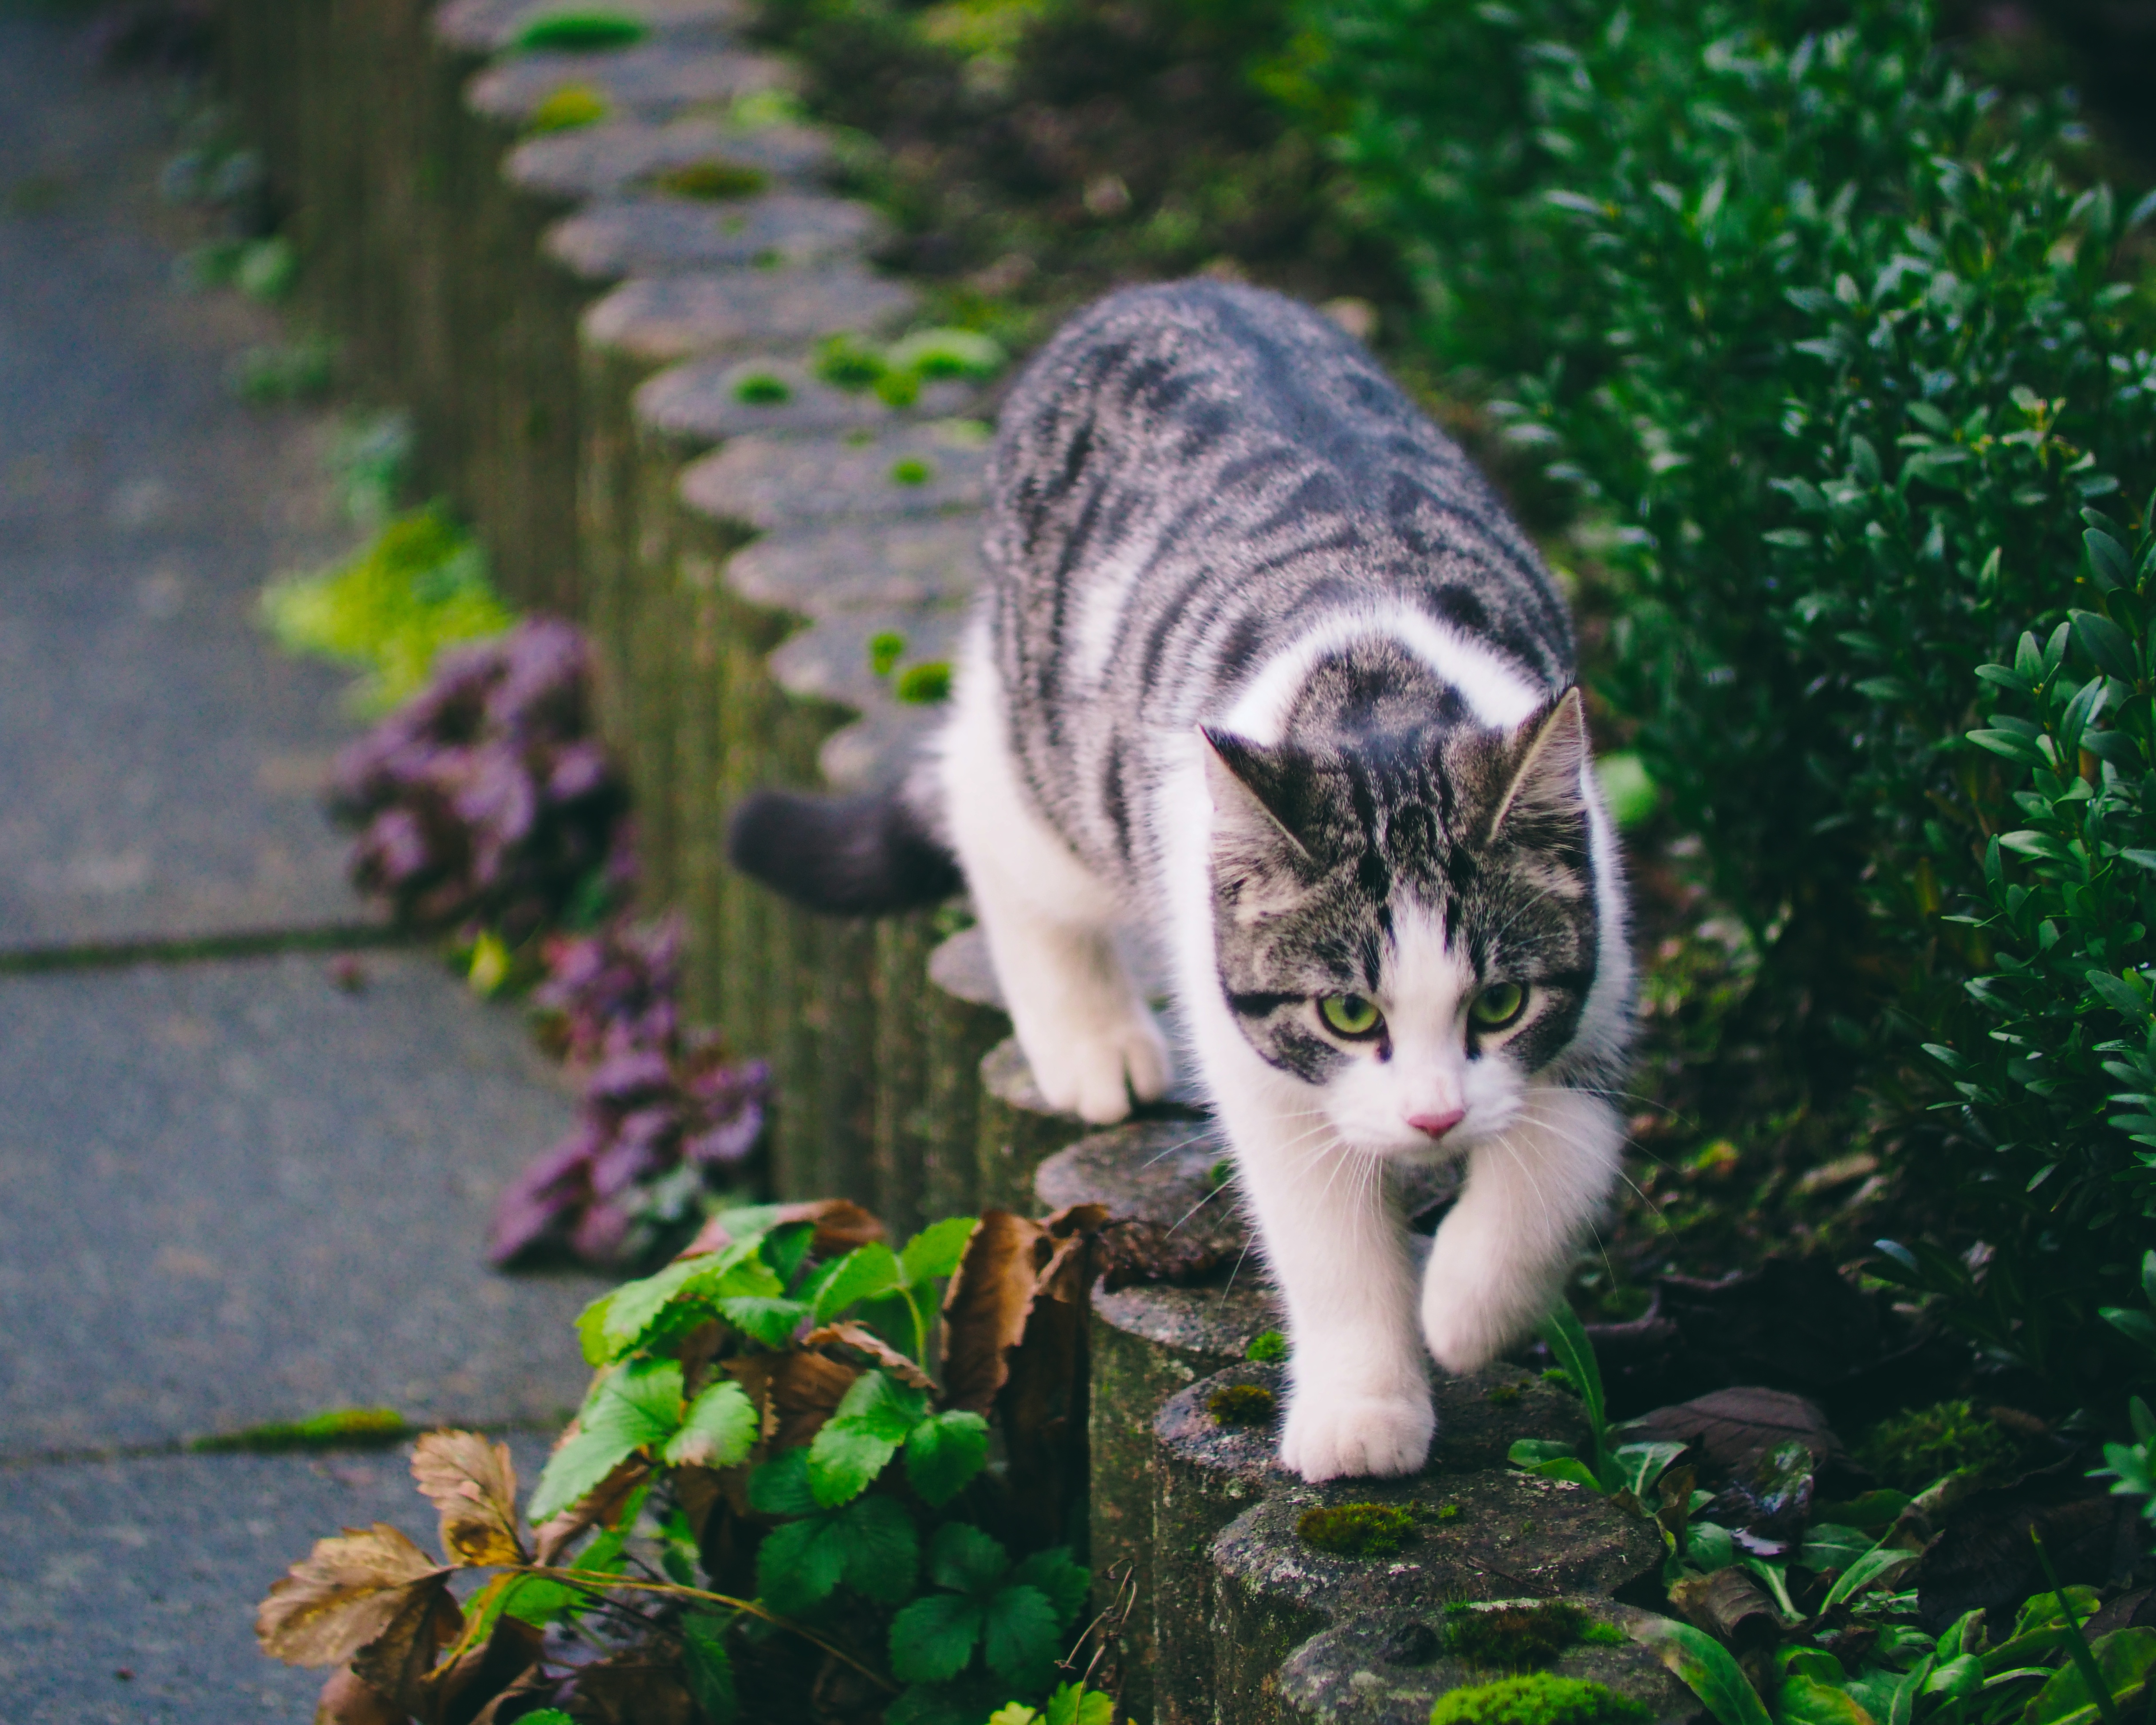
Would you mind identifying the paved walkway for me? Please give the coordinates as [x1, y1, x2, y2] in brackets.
[0, 17, 604, 1720]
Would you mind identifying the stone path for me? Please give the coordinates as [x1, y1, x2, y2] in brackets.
[0, 18, 604, 1721]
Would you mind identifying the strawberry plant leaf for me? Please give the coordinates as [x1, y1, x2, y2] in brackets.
[900, 1217, 978, 1287]
[256, 1523, 450, 1667]
[906, 1410, 990, 1506]
[410, 1431, 525, 1567]
[928, 1521, 1008, 1594]
[527, 1360, 681, 1523]
[1009, 1547, 1089, 1627]
[756, 1515, 848, 1616]
[890, 1591, 983, 1685]
[716, 1296, 811, 1348]
[813, 1243, 905, 1325]
[748, 1449, 819, 1516]
[683, 1611, 738, 1725]
[981, 1582, 1060, 1686]
[837, 1493, 920, 1604]
[663, 1380, 758, 1469]
[807, 1419, 903, 1508]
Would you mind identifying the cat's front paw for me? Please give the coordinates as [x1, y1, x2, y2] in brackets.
[1278, 1390, 1433, 1482]
[1027, 1010, 1172, 1124]
[1420, 1273, 1523, 1376]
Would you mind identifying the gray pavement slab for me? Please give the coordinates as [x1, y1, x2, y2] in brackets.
[0, 1434, 554, 1725]
[0, 952, 603, 1457]
[0, 19, 371, 952]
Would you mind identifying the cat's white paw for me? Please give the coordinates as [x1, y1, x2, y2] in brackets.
[1420, 1279, 1516, 1376]
[1028, 1010, 1172, 1123]
[1278, 1390, 1434, 1482]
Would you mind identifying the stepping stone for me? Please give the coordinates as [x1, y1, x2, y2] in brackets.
[728, 516, 985, 618]
[0, 953, 602, 1457]
[507, 114, 835, 202]
[766, 603, 968, 713]
[466, 42, 794, 128]
[680, 422, 992, 536]
[637, 353, 976, 448]
[436, 0, 750, 54]
[585, 261, 918, 368]
[0, 1435, 554, 1725]
[546, 191, 885, 279]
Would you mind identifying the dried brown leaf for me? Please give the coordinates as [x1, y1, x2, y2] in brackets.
[1617, 1386, 1842, 1486]
[766, 1349, 859, 1450]
[531, 1458, 649, 1567]
[802, 1323, 935, 1390]
[314, 1668, 406, 1725]
[1668, 1567, 1778, 1648]
[571, 1653, 696, 1725]
[940, 1209, 1048, 1415]
[997, 1217, 1103, 1550]
[414, 1613, 543, 1725]
[257, 1524, 451, 1668]
[351, 1578, 464, 1716]
[410, 1433, 527, 1568]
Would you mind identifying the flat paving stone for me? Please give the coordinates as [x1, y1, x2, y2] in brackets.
[0, 21, 371, 953]
[0, 953, 602, 1457]
[466, 40, 793, 125]
[584, 261, 917, 366]
[0, 1434, 554, 1725]
[545, 190, 884, 280]
[506, 115, 833, 202]
[637, 351, 976, 447]
[436, 0, 749, 54]
[680, 421, 991, 535]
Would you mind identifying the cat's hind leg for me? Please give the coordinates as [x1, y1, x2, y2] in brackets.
[936, 628, 1171, 1125]
[1420, 1087, 1622, 1373]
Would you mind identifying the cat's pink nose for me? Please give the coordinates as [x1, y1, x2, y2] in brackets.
[1407, 1109, 1465, 1140]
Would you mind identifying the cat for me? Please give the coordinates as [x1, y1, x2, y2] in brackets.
[730, 280, 1634, 1481]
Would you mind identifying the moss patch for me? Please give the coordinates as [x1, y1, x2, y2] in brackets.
[190, 1407, 408, 1453]
[1443, 1602, 1594, 1670]
[651, 159, 770, 200]
[1428, 1674, 1651, 1725]
[895, 662, 952, 704]
[1245, 1328, 1288, 1363]
[732, 371, 792, 406]
[527, 84, 610, 134]
[513, 11, 648, 52]
[1855, 1399, 2024, 1493]
[1297, 1501, 1415, 1557]
[1207, 1383, 1276, 1427]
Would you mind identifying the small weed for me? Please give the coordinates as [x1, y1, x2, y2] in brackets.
[1855, 1399, 2024, 1493]
[1245, 1329, 1288, 1364]
[869, 631, 906, 677]
[732, 372, 792, 406]
[895, 662, 952, 704]
[1298, 1501, 1416, 1557]
[527, 84, 610, 134]
[890, 457, 934, 486]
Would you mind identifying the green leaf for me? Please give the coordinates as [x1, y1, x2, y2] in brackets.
[813, 1244, 906, 1324]
[906, 1410, 991, 1506]
[834, 1369, 931, 1440]
[1046, 1685, 1115, 1725]
[890, 1591, 984, 1684]
[900, 1217, 978, 1287]
[683, 1611, 738, 1725]
[2086, 531, 2133, 592]
[1970, 729, 2051, 767]
[1822, 1543, 1919, 1609]
[1686, 1521, 1737, 1571]
[1010, 1546, 1090, 1627]
[1525, 1456, 1607, 1489]
[1776, 1672, 1878, 1725]
[836, 1494, 920, 1604]
[756, 1514, 848, 1615]
[808, 1420, 903, 1508]
[928, 1521, 1009, 1594]
[2100, 1308, 2156, 1353]
[1631, 1615, 1774, 1725]
[1797, 1524, 1875, 1574]
[1509, 1438, 1580, 1465]
[1535, 1301, 1606, 1461]
[2073, 611, 2140, 684]
[527, 1359, 683, 1523]
[2024, 1629, 2156, 1725]
[981, 1583, 1062, 1686]
[748, 1449, 820, 1517]
[1613, 1441, 1688, 1497]
[664, 1380, 759, 1469]
[715, 1296, 810, 1348]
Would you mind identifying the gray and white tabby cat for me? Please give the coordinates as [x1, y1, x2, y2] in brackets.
[731, 280, 1633, 1481]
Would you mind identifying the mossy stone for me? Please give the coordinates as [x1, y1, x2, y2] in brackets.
[544, 191, 885, 283]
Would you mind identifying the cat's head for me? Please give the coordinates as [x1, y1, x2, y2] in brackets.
[1202, 683, 1615, 1161]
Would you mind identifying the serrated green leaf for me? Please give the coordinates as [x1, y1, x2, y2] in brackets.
[813, 1243, 906, 1325]
[836, 1493, 920, 1604]
[664, 1380, 758, 1469]
[715, 1296, 810, 1348]
[890, 1591, 984, 1684]
[527, 1359, 683, 1522]
[1010, 1546, 1090, 1626]
[1046, 1684, 1115, 1725]
[807, 1419, 904, 1508]
[748, 1449, 820, 1517]
[833, 1369, 931, 1441]
[756, 1514, 847, 1615]
[928, 1521, 1009, 1594]
[1632, 1615, 1774, 1725]
[683, 1611, 738, 1725]
[900, 1217, 978, 1287]
[982, 1583, 1061, 1686]
[906, 1410, 991, 1506]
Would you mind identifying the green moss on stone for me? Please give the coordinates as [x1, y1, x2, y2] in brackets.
[190, 1406, 408, 1453]
[1297, 1501, 1415, 1557]
[732, 372, 792, 406]
[1428, 1674, 1650, 1725]
[1855, 1399, 2022, 1492]
[891, 457, 934, 485]
[527, 83, 610, 134]
[1207, 1383, 1277, 1427]
[1443, 1602, 1593, 1669]
[869, 630, 906, 677]
[1246, 1328, 1288, 1363]
[896, 662, 952, 704]
[652, 159, 769, 200]
[513, 12, 648, 52]
[1486, 1383, 1523, 1406]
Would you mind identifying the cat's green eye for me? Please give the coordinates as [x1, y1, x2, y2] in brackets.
[1470, 982, 1528, 1031]
[1318, 994, 1384, 1038]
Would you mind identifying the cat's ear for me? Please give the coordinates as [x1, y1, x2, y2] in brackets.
[1199, 726, 1317, 864]
[1486, 688, 1590, 844]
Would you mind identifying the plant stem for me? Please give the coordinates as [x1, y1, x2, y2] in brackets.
[2030, 1528, 2121, 1725]
[515, 1565, 898, 1693]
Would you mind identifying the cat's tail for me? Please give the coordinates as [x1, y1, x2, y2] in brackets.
[726, 770, 962, 915]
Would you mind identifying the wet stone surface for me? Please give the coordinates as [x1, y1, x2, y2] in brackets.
[585, 262, 917, 365]
[544, 190, 886, 281]
[1279, 1602, 1698, 1725]
[680, 421, 992, 536]
[507, 116, 834, 202]
[465, 40, 794, 126]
